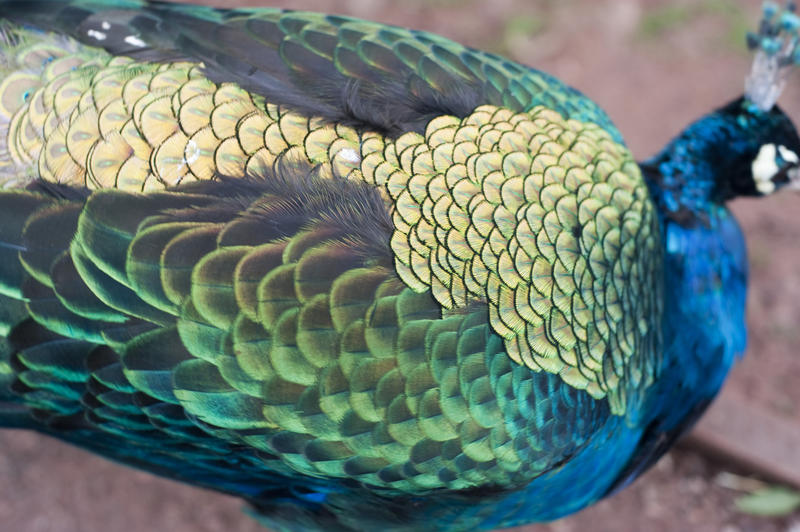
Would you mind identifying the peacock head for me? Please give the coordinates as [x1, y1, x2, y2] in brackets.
[735, 0, 800, 198]
[646, 1, 800, 211]
[709, 97, 800, 200]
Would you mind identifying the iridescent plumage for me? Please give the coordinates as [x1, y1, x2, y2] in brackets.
[0, 2, 798, 531]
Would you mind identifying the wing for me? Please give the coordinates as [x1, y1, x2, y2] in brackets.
[0, 0, 622, 141]
[0, 165, 611, 499]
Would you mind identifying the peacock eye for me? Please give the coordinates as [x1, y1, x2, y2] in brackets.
[751, 143, 799, 194]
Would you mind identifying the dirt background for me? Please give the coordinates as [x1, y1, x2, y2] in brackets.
[0, 0, 798, 531]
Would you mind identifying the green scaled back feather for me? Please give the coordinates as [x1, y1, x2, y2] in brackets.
[0, 167, 610, 495]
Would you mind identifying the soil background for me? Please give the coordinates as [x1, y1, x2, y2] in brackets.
[1, 1, 798, 531]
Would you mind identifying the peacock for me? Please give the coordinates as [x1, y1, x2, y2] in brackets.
[0, 1, 797, 531]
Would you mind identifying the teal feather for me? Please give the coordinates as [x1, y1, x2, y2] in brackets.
[0, 2, 798, 532]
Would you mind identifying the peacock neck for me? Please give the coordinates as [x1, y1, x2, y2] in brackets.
[638, 103, 752, 393]
[637, 155, 749, 428]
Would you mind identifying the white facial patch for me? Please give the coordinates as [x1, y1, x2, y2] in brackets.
[752, 143, 800, 194]
[752, 143, 779, 194]
[779, 145, 799, 163]
[752, 144, 800, 195]
[778, 146, 800, 191]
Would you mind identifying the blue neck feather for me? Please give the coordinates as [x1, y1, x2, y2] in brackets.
[641, 102, 754, 389]
[639, 98, 800, 403]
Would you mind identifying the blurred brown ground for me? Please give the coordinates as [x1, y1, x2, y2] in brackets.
[1, 1, 798, 531]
